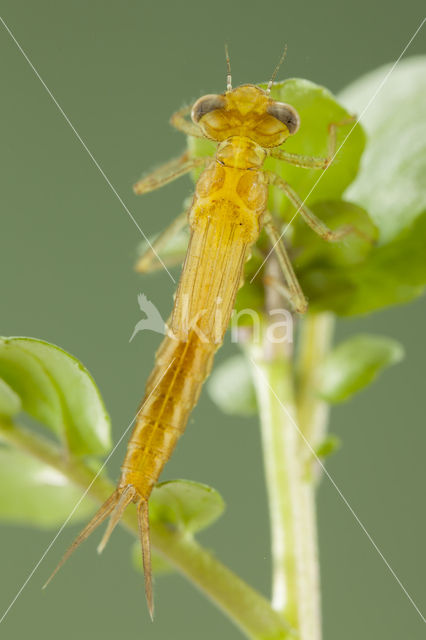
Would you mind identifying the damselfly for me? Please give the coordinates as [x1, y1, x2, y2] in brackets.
[46, 49, 357, 617]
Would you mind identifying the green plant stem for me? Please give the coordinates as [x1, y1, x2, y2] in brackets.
[296, 312, 334, 451]
[294, 312, 335, 640]
[0, 419, 295, 640]
[248, 345, 301, 627]
[247, 312, 332, 640]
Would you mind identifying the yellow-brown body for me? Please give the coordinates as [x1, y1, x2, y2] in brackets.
[121, 138, 268, 501]
[120, 332, 216, 499]
[49, 84, 300, 616]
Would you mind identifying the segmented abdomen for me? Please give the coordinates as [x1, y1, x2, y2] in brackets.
[119, 330, 216, 499]
[121, 162, 266, 501]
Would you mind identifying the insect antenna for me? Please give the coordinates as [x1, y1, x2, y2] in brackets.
[43, 491, 119, 589]
[266, 44, 288, 94]
[225, 43, 232, 92]
[138, 500, 154, 620]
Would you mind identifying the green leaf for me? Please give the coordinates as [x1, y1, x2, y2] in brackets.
[313, 56, 426, 315]
[0, 337, 111, 456]
[317, 334, 404, 403]
[0, 378, 21, 417]
[302, 210, 426, 315]
[0, 445, 96, 528]
[132, 541, 175, 576]
[131, 480, 225, 577]
[294, 200, 378, 270]
[340, 56, 426, 243]
[207, 355, 257, 416]
[315, 435, 341, 459]
[149, 479, 225, 534]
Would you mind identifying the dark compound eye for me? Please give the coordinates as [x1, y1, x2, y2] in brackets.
[267, 102, 300, 134]
[191, 94, 226, 123]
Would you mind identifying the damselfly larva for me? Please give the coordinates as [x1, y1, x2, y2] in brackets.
[46, 50, 357, 617]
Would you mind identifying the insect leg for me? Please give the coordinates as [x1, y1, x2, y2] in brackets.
[134, 152, 210, 195]
[170, 105, 204, 138]
[269, 116, 356, 169]
[135, 208, 189, 273]
[263, 275, 293, 306]
[263, 212, 308, 314]
[266, 172, 355, 242]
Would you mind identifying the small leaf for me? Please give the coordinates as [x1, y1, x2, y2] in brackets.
[313, 56, 426, 315]
[150, 480, 225, 534]
[0, 445, 96, 528]
[0, 378, 21, 417]
[132, 480, 225, 575]
[315, 435, 341, 459]
[0, 337, 111, 456]
[302, 210, 426, 315]
[317, 334, 404, 403]
[207, 355, 257, 416]
[294, 200, 378, 271]
[340, 56, 426, 244]
[131, 541, 175, 576]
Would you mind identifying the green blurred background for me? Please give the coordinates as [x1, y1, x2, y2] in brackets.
[1, 1, 425, 638]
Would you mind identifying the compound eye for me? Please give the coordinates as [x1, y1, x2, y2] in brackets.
[267, 102, 300, 135]
[191, 94, 226, 123]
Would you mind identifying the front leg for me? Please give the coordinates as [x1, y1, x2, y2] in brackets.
[134, 152, 211, 195]
[266, 172, 355, 242]
[170, 105, 204, 138]
[269, 117, 356, 170]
